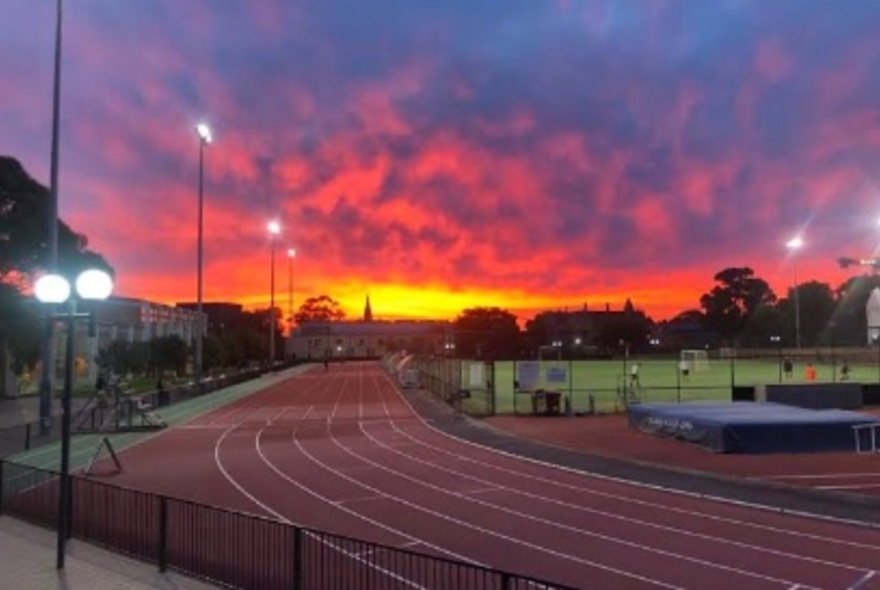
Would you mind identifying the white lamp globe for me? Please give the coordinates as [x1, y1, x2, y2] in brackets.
[75, 269, 113, 300]
[34, 274, 71, 304]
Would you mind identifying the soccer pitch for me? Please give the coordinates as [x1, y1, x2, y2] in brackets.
[458, 357, 872, 415]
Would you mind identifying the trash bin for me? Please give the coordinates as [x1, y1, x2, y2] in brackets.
[545, 391, 561, 415]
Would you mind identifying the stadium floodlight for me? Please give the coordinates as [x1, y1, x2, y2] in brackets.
[196, 122, 212, 144]
[786, 236, 803, 250]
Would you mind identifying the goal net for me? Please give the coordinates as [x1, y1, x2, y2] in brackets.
[680, 350, 711, 372]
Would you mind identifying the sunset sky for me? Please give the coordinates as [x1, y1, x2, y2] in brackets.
[3, 1, 880, 322]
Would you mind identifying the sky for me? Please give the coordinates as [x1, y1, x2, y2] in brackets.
[3, 0, 880, 323]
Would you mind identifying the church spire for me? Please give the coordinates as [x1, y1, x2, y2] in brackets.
[364, 295, 373, 322]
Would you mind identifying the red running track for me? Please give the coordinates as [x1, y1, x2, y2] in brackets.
[108, 362, 880, 590]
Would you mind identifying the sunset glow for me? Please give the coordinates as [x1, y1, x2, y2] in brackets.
[3, 1, 880, 322]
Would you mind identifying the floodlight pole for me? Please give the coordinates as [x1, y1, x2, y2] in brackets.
[195, 135, 206, 389]
[269, 238, 276, 365]
[39, 0, 65, 436]
[793, 261, 801, 349]
[56, 298, 75, 569]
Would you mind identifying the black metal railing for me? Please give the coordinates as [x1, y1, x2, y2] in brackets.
[0, 461, 578, 590]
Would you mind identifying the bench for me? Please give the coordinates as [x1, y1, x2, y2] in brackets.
[531, 390, 561, 416]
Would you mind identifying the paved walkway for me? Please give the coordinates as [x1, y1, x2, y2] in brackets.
[0, 517, 218, 590]
[0, 395, 88, 430]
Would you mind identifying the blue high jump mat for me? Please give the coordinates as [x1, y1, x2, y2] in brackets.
[628, 402, 880, 453]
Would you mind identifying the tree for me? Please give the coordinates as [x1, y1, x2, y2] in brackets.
[786, 281, 835, 347]
[0, 156, 111, 281]
[294, 295, 345, 323]
[149, 335, 188, 377]
[453, 307, 521, 360]
[0, 155, 113, 396]
[699, 267, 776, 341]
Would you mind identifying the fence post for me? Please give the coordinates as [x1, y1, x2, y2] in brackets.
[24, 422, 31, 451]
[501, 572, 513, 589]
[158, 496, 169, 572]
[0, 460, 5, 515]
[292, 526, 303, 590]
[66, 476, 75, 540]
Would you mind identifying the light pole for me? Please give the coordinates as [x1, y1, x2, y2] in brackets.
[267, 220, 281, 365]
[786, 236, 803, 349]
[770, 335, 782, 382]
[287, 248, 296, 335]
[195, 123, 212, 387]
[34, 269, 113, 570]
[38, 0, 65, 435]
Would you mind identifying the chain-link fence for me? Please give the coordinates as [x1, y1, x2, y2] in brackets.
[411, 347, 880, 417]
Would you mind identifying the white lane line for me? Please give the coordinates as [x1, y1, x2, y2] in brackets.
[215, 407, 431, 589]
[306, 386, 683, 589]
[360, 420, 870, 578]
[848, 570, 877, 590]
[377, 370, 880, 545]
[762, 473, 880, 480]
[816, 483, 880, 491]
[335, 494, 387, 506]
[352, 394, 816, 589]
[257, 425, 477, 567]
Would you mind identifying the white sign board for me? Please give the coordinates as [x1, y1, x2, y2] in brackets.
[469, 363, 484, 387]
[517, 361, 539, 390]
[545, 366, 567, 384]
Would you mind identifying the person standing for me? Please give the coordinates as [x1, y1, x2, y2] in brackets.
[805, 362, 817, 382]
[630, 362, 640, 387]
[783, 357, 793, 379]
[679, 359, 690, 381]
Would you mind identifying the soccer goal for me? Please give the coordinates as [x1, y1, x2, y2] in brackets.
[680, 349, 711, 372]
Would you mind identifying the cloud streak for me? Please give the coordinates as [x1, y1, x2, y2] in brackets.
[3, 0, 880, 321]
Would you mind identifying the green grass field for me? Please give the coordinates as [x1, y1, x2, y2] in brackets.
[414, 356, 879, 416]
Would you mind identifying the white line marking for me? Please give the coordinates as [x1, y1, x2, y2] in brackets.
[353, 383, 819, 588]
[378, 370, 880, 543]
[848, 570, 877, 590]
[762, 473, 880, 480]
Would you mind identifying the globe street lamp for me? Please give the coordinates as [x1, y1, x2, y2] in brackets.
[195, 123, 212, 388]
[267, 220, 281, 365]
[34, 268, 113, 569]
[287, 248, 296, 335]
[786, 236, 804, 349]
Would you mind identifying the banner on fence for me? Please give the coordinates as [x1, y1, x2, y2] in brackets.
[545, 366, 567, 384]
[517, 361, 539, 390]
[469, 363, 484, 387]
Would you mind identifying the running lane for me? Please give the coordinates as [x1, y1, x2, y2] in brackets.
[114, 362, 880, 590]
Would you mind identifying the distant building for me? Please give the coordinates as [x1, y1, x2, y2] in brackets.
[529, 301, 644, 349]
[286, 296, 448, 359]
[176, 302, 244, 334]
[287, 320, 449, 360]
[47, 297, 205, 388]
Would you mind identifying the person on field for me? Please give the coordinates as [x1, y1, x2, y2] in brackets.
[630, 362, 640, 387]
[783, 357, 793, 379]
[805, 363, 817, 382]
[840, 361, 851, 381]
[679, 359, 690, 380]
